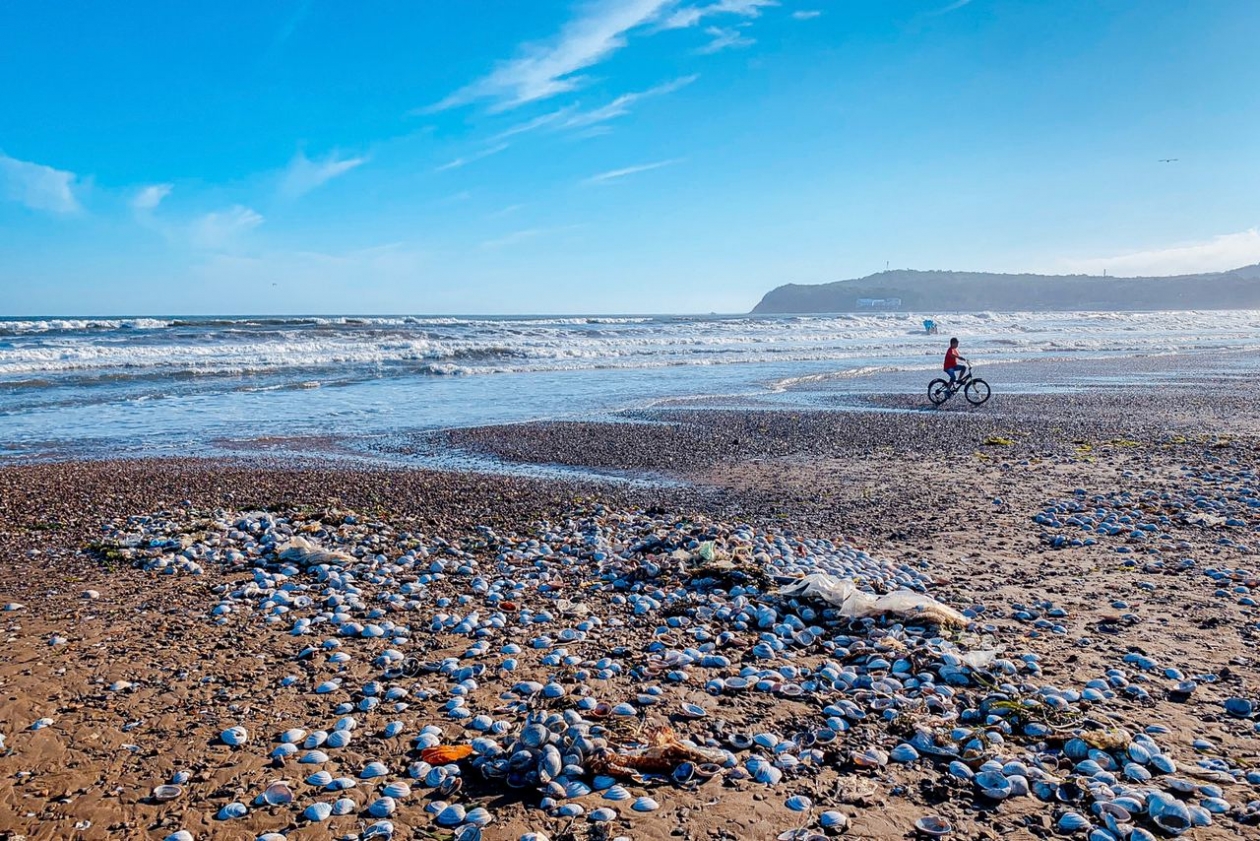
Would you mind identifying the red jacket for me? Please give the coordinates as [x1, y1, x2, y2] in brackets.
[944, 348, 961, 370]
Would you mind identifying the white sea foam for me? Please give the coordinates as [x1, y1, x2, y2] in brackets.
[3, 311, 1260, 384]
[4, 309, 1260, 461]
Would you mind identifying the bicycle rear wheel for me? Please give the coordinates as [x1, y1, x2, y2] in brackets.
[928, 379, 950, 406]
[965, 378, 991, 405]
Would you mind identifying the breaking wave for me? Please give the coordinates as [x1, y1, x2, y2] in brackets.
[3, 310, 1260, 387]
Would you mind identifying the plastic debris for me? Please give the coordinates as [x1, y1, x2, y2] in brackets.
[776, 573, 968, 627]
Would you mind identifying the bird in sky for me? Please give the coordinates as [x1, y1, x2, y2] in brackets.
[1159, 158, 1179, 163]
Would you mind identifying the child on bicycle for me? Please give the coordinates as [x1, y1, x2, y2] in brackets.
[944, 337, 967, 386]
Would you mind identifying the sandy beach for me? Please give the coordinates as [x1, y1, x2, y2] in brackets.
[8, 0, 1260, 836]
[2, 384, 1259, 841]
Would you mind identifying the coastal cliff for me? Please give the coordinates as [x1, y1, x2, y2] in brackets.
[752, 263, 1260, 313]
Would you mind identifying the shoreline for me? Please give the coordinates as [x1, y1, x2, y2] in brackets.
[5, 347, 1260, 473]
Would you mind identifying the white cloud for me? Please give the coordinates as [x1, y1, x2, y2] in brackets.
[132, 183, 173, 211]
[480, 225, 582, 249]
[0, 152, 81, 214]
[697, 26, 754, 53]
[481, 228, 549, 249]
[490, 75, 695, 142]
[662, 0, 777, 29]
[279, 150, 367, 199]
[792, 10, 822, 20]
[583, 158, 682, 185]
[275, 0, 312, 46]
[560, 74, 697, 130]
[434, 0, 675, 111]
[487, 203, 526, 219]
[569, 125, 616, 140]
[190, 205, 264, 250]
[1063, 228, 1260, 277]
[492, 108, 576, 141]
[435, 143, 511, 173]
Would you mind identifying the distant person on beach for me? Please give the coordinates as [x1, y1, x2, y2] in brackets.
[944, 337, 967, 385]
[924, 319, 938, 335]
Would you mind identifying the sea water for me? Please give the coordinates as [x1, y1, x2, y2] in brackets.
[2, 310, 1259, 460]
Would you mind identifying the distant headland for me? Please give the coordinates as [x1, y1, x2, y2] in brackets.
[751, 263, 1260, 313]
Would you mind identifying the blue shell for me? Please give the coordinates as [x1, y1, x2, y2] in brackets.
[216, 802, 248, 820]
[304, 802, 333, 822]
[1057, 811, 1090, 832]
[974, 771, 1011, 798]
[1224, 697, 1254, 718]
[890, 743, 920, 763]
[435, 804, 467, 827]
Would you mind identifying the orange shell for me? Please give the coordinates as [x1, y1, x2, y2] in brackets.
[421, 745, 474, 764]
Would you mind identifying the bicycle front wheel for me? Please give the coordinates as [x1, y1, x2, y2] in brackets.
[965, 378, 991, 405]
[928, 379, 950, 406]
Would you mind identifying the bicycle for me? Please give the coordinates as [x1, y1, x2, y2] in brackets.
[928, 364, 991, 407]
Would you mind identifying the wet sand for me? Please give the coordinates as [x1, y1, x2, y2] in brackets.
[2, 385, 1259, 840]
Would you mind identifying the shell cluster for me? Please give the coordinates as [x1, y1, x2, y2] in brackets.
[1034, 469, 1260, 700]
[89, 501, 1260, 840]
[1035, 464, 1260, 563]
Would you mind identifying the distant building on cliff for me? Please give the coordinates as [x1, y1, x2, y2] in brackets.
[856, 297, 902, 309]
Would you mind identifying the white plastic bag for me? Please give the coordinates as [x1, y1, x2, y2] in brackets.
[277, 536, 355, 566]
[776, 573, 968, 628]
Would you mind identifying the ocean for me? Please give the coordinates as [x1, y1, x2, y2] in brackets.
[3, 310, 1259, 462]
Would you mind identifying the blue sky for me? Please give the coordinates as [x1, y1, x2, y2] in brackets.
[3, 0, 1259, 315]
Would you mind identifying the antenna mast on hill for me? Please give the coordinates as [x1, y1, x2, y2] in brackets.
[885, 261, 889, 272]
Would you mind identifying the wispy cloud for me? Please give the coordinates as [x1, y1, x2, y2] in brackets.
[190, 205, 264, 250]
[435, 143, 511, 173]
[560, 75, 698, 130]
[487, 203, 526, 219]
[582, 158, 682, 185]
[569, 125, 616, 141]
[275, 0, 313, 46]
[663, 0, 778, 30]
[279, 150, 367, 199]
[490, 75, 696, 143]
[434, 0, 675, 111]
[480, 224, 582, 249]
[131, 183, 172, 211]
[792, 10, 822, 20]
[697, 26, 754, 54]
[0, 152, 82, 214]
[933, 0, 975, 14]
[491, 108, 576, 142]
[1063, 228, 1260, 276]
[481, 228, 550, 249]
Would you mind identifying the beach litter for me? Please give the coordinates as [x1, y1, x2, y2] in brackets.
[776, 573, 969, 627]
[277, 535, 356, 566]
